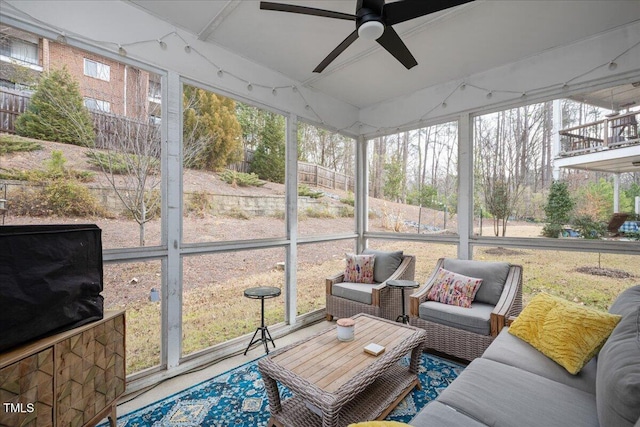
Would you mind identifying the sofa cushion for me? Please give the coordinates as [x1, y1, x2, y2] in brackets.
[363, 249, 403, 283]
[419, 301, 493, 336]
[596, 285, 640, 427]
[426, 268, 483, 308]
[482, 327, 597, 394]
[509, 292, 621, 374]
[436, 358, 599, 427]
[608, 285, 640, 317]
[332, 281, 376, 305]
[441, 258, 510, 305]
[410, 401, 487, 427]
[344, 253, 375, 284]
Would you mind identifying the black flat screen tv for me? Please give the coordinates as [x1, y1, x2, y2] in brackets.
[0, 224, 104, 352]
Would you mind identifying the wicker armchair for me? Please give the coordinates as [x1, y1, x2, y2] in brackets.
[409, 257, 522, 361]
[326, 251, 415, 321]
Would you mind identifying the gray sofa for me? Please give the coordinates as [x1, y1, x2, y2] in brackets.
[410, 285, 640, 427]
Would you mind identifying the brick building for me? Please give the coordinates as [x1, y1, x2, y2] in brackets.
[1, 24, 160, 121]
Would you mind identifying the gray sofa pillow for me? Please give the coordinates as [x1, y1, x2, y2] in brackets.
[596, 286, 640, 427]
[442, 258, 511, 305]
[363, 249, 403, 283]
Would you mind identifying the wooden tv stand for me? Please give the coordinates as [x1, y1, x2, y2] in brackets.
[0, 310, 126, 427]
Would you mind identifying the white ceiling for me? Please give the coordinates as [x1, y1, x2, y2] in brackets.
[127, 0, 640, 109]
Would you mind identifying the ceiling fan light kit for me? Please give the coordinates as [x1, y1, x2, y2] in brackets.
[358, 20, 384, 40]
[260, 0, 473, 72]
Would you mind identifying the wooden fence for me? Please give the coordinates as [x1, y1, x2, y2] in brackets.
[0, 88, 30, 134]
[231, 155, 353, 192]
[298, 161, 353, 191]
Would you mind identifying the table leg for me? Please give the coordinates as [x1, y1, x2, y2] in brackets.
[244, 327, 261, 355]
[409, 344, 423, 375]
[260, 370, 282, 415]
[395, 288, 409, 323]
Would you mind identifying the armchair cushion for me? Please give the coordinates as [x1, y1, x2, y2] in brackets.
[363, 249, 403, 283]
[426, 267, 483, 308]
[442, 258, 511, 305]
[419, 301, 494, 336]
[344, 253, 375, 284]
[332, 282, 377, 305]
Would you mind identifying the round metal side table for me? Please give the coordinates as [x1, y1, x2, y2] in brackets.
[387, 279, 420, 324]
[243, 286, 281, 355]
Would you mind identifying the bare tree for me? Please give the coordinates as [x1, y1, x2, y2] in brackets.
[475, 108, 531, 236]
[89, 70, 161, 246]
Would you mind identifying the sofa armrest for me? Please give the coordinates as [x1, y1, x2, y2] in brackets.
[490, 264, 523, 336]
[409, 258, 445, 317]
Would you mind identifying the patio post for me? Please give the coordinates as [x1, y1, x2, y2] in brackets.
[458, 113, 473, 260]
[356, 135, 368, 253]
[285, 113, 298, 325]
[163, 70, 183, 369]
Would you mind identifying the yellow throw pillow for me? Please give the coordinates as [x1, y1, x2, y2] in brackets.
[348, 422, 411, 427]
[509, 292, 621, 375]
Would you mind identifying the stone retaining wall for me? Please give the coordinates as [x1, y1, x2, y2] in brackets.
[1, 180, 346, 218]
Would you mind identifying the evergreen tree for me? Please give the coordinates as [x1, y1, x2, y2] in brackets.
[250, 112, 286, 183]
[15, 67, 95, 146]
[542, 181, 575, 237]
[383, 157, 404, 202]
[183, 86, 242, 171]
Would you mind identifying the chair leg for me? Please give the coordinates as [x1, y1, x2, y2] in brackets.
[326, 313, 333, 321]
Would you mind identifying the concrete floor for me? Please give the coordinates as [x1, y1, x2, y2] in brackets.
[109, 319, 333, 421]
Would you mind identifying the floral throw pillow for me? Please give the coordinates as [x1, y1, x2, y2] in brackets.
[344, 253, 375, 284]
[426, 267, 483, 308]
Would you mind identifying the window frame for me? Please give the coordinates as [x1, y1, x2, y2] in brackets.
[83, 58, 110, 81]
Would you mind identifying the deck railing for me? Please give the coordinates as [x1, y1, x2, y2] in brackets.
[559, 111, 639, 156]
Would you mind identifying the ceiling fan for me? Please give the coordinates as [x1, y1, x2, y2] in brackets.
[260, 0, 473, 73]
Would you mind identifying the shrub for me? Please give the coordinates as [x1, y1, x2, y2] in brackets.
[340, 192, 355, 206]
[226, 207, 250, 220]
[2, 150, 93, 182]
[338, 205, 354, 217]
[219, 170, 264, 187]
[186, 191, 212, 217]
[0, 135, 42, 154]
[10, 180, 109, 217]
[15, 67, 95, 147]
[541, 223, 563, 239]
[8, 150, 107, 217]
[298, 184, 323, 199]
[571, 215, 606, 239]
[625, 231, 640, 241]
[305, 207, 335, 219]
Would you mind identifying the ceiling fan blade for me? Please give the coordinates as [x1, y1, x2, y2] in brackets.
[313, 30, 359, 73]
[376, 26, 418, 70]
[260, 2, 356, 21]
[384, 0, 474, 26]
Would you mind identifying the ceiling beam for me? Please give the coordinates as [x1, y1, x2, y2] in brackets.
[197, 0, 242, 41]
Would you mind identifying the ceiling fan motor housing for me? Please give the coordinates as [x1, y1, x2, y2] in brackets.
[356, 0, 385, 29]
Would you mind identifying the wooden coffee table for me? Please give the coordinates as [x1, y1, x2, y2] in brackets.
[258, 314, 427, 427]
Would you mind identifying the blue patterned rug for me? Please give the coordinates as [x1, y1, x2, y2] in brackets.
[104, 353, 464, 426]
